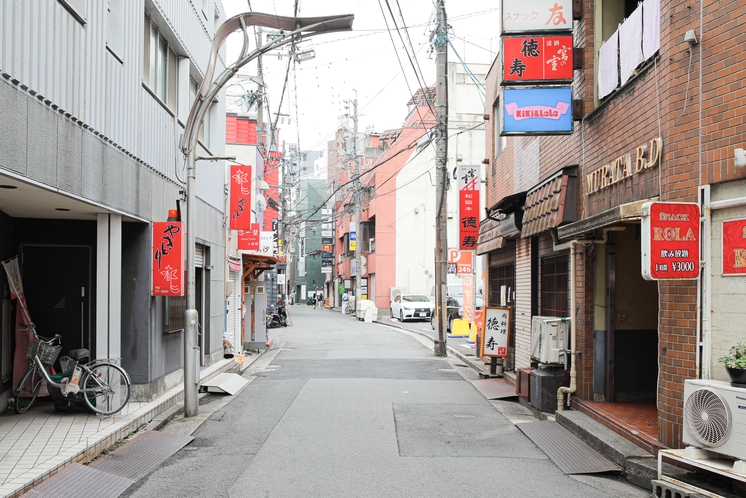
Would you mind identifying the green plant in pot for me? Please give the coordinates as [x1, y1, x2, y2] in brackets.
[719, 341, 746, 386]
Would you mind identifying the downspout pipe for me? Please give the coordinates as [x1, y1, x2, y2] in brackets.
[552, 226, 625, 411]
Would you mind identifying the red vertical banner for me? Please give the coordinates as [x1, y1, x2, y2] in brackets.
[722, 219, 746, 275]
[230, 165, 252, 230]
[238, 223, 260, 251]
[152, 221, 184, 296]
[458, 166, 480, 250]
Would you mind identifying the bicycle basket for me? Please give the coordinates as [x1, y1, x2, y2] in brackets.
[26, 337, 62, 365]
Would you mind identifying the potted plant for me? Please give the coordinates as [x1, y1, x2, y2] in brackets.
[719, 342, 746, 386]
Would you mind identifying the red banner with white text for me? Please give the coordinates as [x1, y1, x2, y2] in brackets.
[458, 166, 480, 250]
[230, 165, 252, 230]
[238, 224, 261, 251]
[152, 222, 184, 296]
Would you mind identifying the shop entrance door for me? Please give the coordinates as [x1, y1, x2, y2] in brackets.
[21, 245, 92, 363]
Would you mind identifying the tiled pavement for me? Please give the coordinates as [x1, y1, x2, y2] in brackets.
[0, 357, 244, 498]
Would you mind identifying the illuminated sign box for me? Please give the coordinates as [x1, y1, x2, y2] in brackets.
[502, 35, 573, 84]
[641, 202, 700, 281]
[501, 87, 573, 135]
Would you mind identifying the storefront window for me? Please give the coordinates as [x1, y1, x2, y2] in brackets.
[540, 255, 569, 317]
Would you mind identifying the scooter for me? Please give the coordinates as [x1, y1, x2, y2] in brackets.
[266, 305, 288, 328]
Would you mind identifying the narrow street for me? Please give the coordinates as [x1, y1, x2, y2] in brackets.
[122, 306, 648, 498]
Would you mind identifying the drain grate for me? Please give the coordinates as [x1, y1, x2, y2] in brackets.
[89, 431, 194, 480]
[517, 420, 622, 475]
[470, 378, 518, 399]
[24, 463, 133, 498]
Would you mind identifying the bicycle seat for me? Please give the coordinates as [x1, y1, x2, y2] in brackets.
[68, 348, 90, 361]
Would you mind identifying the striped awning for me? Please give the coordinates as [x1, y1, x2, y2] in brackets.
[476, 215, 504, 255]
[521, 168, 577, 238]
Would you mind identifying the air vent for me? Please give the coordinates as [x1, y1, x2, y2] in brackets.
[684, 387, 732, 447]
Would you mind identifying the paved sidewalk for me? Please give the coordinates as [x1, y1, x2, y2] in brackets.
[0, 353, 261, 498]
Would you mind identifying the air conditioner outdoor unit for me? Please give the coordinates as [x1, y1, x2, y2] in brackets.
[530, 316, 570, 364]
[682, 379, 746, 463]
[389, 287, 407, 301]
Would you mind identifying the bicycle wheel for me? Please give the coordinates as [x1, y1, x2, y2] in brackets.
[82, 363, 131, 415]
[14, 366, 42, 414]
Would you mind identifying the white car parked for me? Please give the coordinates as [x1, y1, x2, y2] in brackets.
[390, 294, 434, 322]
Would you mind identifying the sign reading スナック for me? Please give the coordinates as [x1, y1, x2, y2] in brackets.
[641, 202, 700, 281]
[229, 165, 252, 230]
[722, 219, 746, 275]
[152, 221, 184, 296]
[480, 307, 511, 358]
[502, 35, 573, 84]
[502, 0, 573, 34]
[458, 166, 480, 250]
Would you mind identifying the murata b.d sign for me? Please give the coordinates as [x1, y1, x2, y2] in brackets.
[641, 202, 700, 281]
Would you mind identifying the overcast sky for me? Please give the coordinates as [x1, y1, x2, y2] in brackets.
[221, 0, 499, 152]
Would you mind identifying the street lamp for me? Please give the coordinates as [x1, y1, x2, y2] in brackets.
[179, 11, 353, 417]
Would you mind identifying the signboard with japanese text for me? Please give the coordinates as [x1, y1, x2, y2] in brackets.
[462, 274, 475, 324]
[237, 223, 260, 251]
[152, 221, 184, 296]
[321, 258, 333, 274]
[480, 307, 512, 358]
[722, 219, 746, 275]
[458, 165, 480, 250]
[501, 87, 573, 135]
[259, 231, 275, 257]
[641, 202, 700, 280]
[502, 35, 573, 84]
[502, 0, 573, 34]
[447, 248, 473, 274]
[322, 244, 333, 253]
[229, 165, 252, 230]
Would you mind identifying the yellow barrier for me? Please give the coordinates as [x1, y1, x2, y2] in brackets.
[448, 318, 471, 337]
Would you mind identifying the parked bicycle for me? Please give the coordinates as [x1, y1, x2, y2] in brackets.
[13, 325, 131, 416]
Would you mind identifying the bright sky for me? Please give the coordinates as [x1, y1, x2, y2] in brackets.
[221, 0, 499, 153]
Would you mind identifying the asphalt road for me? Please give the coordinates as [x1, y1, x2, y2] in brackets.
[122, 305, 649, 498]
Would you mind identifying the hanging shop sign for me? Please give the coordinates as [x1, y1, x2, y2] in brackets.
[448, 249, 473, 275]
[229, 165, 252, 230]
[259, 231, 275, 257]
[501, 87, 573, 135]
[152, 221, 184, 296]
[458, 165, 480, 250]
[502, 35, 573, 84]
[641, 202, 700, 281]
[237, 224, 260, 251]
[502, 0, 573, 34]
[722, 219, 746, 275]
[585, 138, 661, 197]
[322, 244, 333, 253]
[321, 258, 333, 274]
[480, 307, 512, 358]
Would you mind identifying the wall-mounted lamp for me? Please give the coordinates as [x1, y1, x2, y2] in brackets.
[684, 29, 698, 46]
[735, 148, 746, 168]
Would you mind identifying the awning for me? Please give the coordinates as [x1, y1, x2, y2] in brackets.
[227, 257, 242, 272]
[241, 254, 279, 281]
[521, 167, 577, 238]
[476, 215, 505, 255]
[556, 199, 653, 239]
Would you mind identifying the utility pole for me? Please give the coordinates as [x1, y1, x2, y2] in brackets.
[257, 27, 265, 233]
[434, 0, 448, 356]
[352, 92, 362, 304]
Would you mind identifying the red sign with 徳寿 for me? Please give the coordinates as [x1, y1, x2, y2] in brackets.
[641, 202, 700, 281]
[229, 165, 252, 230]
[458, 166, 480, 250]
[237, 224, 260, 251]
[722, 219, 746, 275]
[152, 221, 184, 296]
[502, 35, 573, 84]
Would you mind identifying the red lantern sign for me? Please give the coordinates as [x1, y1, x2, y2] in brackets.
[641, 202, 700, 280]
[502, 35, 573, 84]
[238, 223, 260, 251]
[722, 219, 746, 275]
[229, 165, 252, 230]
[152, 221, 184, 296]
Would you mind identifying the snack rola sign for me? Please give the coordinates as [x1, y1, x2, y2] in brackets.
[641, 202, 700, 281]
